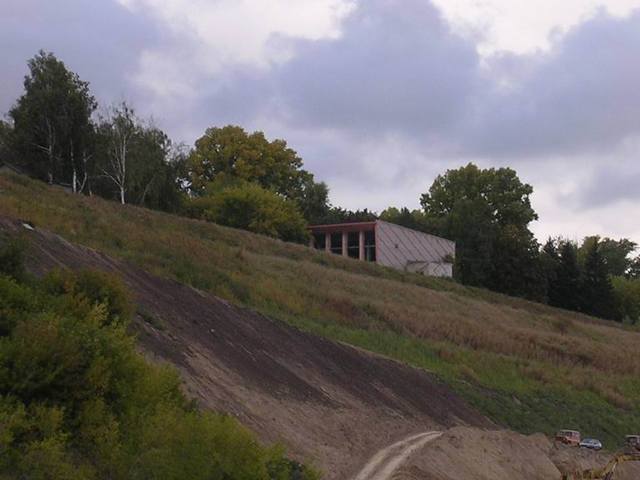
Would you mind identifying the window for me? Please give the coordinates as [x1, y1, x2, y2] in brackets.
[330, 232, 342, 255]
[364, 230, 376, 261]
[313, 232, 326, 250]
[347, 232, 359, 259]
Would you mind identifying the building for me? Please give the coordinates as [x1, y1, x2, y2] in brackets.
[308, 220, 455, 277]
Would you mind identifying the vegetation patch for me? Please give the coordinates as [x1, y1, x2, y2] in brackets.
[0, 238, 319, 480]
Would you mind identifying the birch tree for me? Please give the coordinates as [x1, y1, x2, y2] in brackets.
[9, 51, 96, 185]
[99, 103, 138, 204]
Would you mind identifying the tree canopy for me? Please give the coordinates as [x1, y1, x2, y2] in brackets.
[420, 163, 542, 299]
[10, 50, 96, 187]
[187, 125, 329, 223]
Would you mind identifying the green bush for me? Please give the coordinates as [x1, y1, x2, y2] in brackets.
[0, 238, 26, 281]
[189, 180, 310, 243]
[0, 267, 318, 480]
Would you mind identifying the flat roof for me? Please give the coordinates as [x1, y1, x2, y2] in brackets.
[308, 221, 377, 230]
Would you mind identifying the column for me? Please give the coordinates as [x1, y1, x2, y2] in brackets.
[359, 230, 365, 261]
[325, 232, 331, 252]
[342, 231, 348, 257]
[309, 236, 314, 248]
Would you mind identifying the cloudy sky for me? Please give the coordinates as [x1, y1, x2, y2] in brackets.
[2, 0, 640, 244]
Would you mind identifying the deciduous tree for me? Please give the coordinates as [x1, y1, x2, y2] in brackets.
[9, 51, 96, 187]
[420, 163, 542, 299]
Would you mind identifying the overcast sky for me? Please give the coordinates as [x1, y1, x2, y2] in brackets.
[2, 0, 640, 245]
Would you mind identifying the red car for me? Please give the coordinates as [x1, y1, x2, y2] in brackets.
[556, 430, 581, 446]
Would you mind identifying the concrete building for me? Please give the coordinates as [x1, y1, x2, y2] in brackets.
[308, 220, 455, 277]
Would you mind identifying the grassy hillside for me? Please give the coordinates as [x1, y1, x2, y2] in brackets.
[2, 172, 640, 448]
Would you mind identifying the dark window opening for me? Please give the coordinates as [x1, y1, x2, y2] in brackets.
[313, 233, 326, 250]
[347, 232, 360, 259]
[364, 230, 376, 262]
[330, 232, 343, 255]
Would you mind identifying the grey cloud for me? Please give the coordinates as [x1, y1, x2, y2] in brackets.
[274, 0, 480, 140]
[466, 10, 640, 157]
[0, 0, 161, 116]
[2, 0, 640, 223]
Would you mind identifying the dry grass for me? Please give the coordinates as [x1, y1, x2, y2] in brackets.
[2, 172, 640, 445]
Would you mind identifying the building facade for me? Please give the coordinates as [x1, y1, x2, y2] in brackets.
[308, 220, 455, 277]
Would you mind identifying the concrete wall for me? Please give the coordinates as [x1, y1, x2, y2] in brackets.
[375, 220, 455, 277]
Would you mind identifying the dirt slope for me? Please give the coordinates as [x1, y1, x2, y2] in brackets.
[0, 217, 490, 478]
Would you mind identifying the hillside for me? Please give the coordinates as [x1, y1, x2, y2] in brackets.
[0, 215, 489, 478]
[1, 172, 640, 449]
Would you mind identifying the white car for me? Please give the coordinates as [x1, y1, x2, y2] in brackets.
[579, 438, 603, 450]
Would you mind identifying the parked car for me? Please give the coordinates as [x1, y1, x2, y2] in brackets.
[579, 438, 603, 450]
[555, 430, 581, 446]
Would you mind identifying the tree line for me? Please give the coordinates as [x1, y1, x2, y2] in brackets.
[380, 164, 640, 323]
[1, 51, 639, 323]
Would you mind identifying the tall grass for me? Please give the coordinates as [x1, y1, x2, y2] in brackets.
[2, 172, 640, 447]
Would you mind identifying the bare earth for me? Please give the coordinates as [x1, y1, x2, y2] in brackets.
[4, 216, 638, 480]
[394, 427, 640, 480]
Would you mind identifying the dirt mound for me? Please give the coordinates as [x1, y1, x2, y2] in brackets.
[392, 427, 640, 480]
[1, 218, 490, 479]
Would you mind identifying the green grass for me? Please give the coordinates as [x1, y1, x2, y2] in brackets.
[2, 171, 640, 449]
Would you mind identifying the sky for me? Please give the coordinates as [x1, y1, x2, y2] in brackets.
[1, 0, 640, 245]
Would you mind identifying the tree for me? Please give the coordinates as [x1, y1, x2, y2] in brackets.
[579, 237, 637, 277]
[628, 256, 640, 280]
[188, 179, 309, 243]
[316, 207, 378, 224]
[379, 207, 429, 232]
[552, 240, 582, 311]
[9, 51, 96, 187]
[539, 238, 560, 304]
[580, 237, 619, 320]
[189, 126, 302, 195]
[0, 120, 15, 163]
[94, 105, 186, 211]
[420, 163, 542, 298]
[96, 103, 137, 204]
[188, 125, 329, 222]
[612, 276, 640, 324]
[290, 173, 330, 224]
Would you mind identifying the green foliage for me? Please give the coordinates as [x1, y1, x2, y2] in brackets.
[42, 269, 133, 326]
[612, 276, 640, 324]
[9, 50, 96, 185]
[581, 237, 619, 321]
[379, 207, 428, 232]
[315, 207, 377, 224]
[0, 266, 315, 480]
[189, 125, 302, 196]
[547, 239, 582, 311]
[580, 236, 637, 277]
[188, 125, 329, 222]
[0, 238, 27, 282]
[420, 163, 543, 300]
[92, 103, 186, 211]
[0, 121, 16, 164]
[189, 179, 310, 243]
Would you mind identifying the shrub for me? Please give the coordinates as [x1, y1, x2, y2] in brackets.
[0, 237, 27, 281]
[0, 269, 313, 480]
[189, 180, 310, 243]
[42, 269, 133, 326]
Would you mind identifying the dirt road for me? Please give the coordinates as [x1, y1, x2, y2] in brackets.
[353, 431, 442, 480]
